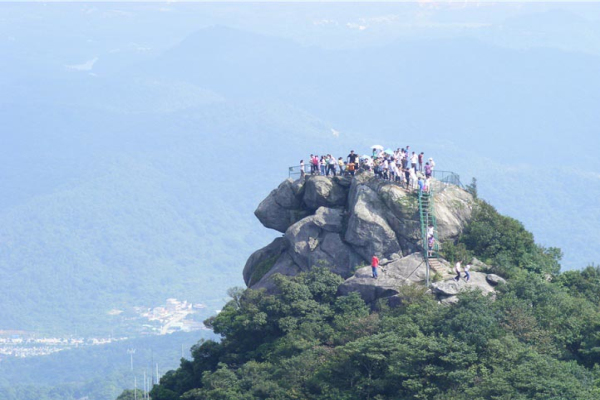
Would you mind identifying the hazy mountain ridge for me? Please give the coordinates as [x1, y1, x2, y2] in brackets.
[2, 22, 599, 334]
[1, 5, 600, 399]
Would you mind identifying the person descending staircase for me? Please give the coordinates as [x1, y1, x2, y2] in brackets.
[418, 186, 442, 286]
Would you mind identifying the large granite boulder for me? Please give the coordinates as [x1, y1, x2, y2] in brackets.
[378, 184, 422, 254]
[431, 271, 496, 303]
[250, 252, 302, 292]
[285, 207, 361, 278]
[486, 274, 507, 286]
[312, 206, 344, 232]
[249, 174, 476, 297]
[434, 185, 474, 241]
[345, 185, 401, 260]
[303, 176, 348, 210]
[338, 253, 427, 303]
[255, 179, 308, 233]
[243, 237, 288, 287]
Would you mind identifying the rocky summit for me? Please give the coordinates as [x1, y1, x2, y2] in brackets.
[246, 172, 498, 304]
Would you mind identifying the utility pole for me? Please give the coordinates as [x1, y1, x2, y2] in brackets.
[127, 348, 136, 371]
[151, 349, 154, 385]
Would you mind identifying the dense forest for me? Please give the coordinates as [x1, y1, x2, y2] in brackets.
[143, 198, 600, 399]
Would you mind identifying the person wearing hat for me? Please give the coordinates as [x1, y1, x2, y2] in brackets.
[429, 157, 436, 171]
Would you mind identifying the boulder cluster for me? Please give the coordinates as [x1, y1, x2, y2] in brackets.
[245, 172, 501, 304]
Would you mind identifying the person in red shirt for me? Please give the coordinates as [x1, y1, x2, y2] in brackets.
[371, 254, 379, 279]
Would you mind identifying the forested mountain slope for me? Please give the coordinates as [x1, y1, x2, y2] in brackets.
[147, 186, 600, 400]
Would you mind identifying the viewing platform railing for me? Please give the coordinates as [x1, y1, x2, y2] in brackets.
[288, 165, 463, 189]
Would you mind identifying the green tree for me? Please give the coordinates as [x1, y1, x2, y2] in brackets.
[117, 389, 145, 400]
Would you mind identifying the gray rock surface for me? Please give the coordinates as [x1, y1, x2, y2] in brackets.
[312, 207, 344, 233]
[251, 252, 302, 292]
[284, 208, 359, 276]
[431, 280, 462, 296]
[486, 274, 507, 286]
[345, 185, 401, 260]
[285, 217, 323, 268]
[434, 185, 474, 241]
[243, 237, 288, 286]
[249, 174, 476, 300]
[303, 176, 348, 210]
[255, 179, 308, 233]
[431, 271, 495, 297]
[338, 253, 427, 303]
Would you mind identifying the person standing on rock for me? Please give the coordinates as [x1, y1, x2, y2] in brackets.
[404, 167, 411, 190]
[311, 155, 319, 175]
[464, 263, 471, 282]
[347, 161, 356, 176]
[424, 162, 432, 179]
[338, 157, 345, 175]
[371, 254, 380, 279]
[454, 261, 462, 282]
[409, 167, 418, 191]
[347, 150, 359, 166]
[300, 160, 305, 178]
[418, 152, 424, 172]
[429, 157, 436, 171]
[418, 176, 425, 192]
[327, 154, 337, 176]
[411, 152, 418, 172]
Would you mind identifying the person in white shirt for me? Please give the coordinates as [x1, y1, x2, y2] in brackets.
[427, 225, 434, 239]
[409, 168, 418, 190]
[429, 157, 436, 171]
[454, 261, 462, 282]
[411, 152, 418, 172]
[382, 159, 389, 180]
[464, 264, 471, 282]
[328, 155, 337, 176]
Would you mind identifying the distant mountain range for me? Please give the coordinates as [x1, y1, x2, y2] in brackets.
[2, 20, 599, 336]
[1, 4, 599, 400]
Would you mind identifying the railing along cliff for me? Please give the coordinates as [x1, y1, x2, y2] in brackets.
[288, 165, 463, 189]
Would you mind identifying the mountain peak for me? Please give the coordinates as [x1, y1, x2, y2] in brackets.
[245, 171, 489, 304]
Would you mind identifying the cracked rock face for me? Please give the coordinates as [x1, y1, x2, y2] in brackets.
[247, 172, 475, 296]
[344, 185, 401, 260]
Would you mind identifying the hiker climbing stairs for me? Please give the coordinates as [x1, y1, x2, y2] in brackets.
[418, 187, 441, 284]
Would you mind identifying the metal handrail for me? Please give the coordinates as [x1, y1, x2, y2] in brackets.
[288, 164, 463, 189]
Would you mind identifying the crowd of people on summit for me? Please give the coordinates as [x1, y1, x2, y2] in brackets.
[299, 145, 436, 192]
[297, 146, 475, 284]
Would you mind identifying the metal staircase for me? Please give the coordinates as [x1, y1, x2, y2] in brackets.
[418, 186, 441, 286]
